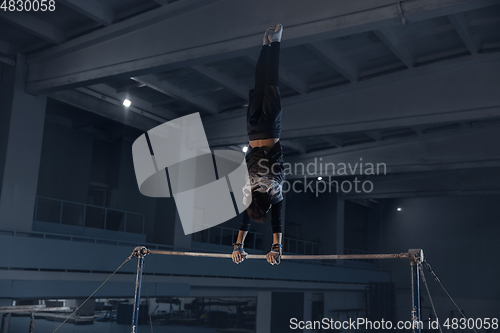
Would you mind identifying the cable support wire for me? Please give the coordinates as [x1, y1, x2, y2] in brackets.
[423, 260, 478, 333]
[52, 256, 133, 333]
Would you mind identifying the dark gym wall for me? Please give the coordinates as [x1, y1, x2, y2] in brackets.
[285, 188, 381, 255]
[379, 195, 500, 319]
[36, 110, 178, 245]
[345, 200, 381, 253]
[271, 292, 304, 333]
[284, 189, 338, 255]
[37, 121, 94, 203]
[0, 64, 16, 196]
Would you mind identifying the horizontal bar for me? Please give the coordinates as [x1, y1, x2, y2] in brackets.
[147, 249, 409, 260]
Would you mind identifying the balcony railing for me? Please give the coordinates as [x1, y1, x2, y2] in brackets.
[192, 226, 321, 255]
[34, 196, 145, 234]
[192, 226, 264, 250]
[0, 227, 390, 288]
[284, 237, 320, 255]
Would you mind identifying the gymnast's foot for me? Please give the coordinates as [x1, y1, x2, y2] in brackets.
[268, 24, 283, 44]
[263, 24, 283, 45]
[263, 27, 273, 46]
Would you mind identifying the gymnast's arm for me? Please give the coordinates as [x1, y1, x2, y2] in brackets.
[266, 200, 283, 265]
[232, 212, 250, 264]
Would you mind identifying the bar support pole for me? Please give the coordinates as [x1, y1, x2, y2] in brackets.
[131, 247, 146, 333]
[409, 249, 423, 333]
[28, 312, 35, 333]
[127, 246, 424, 333]
[411, 261, 421, 333]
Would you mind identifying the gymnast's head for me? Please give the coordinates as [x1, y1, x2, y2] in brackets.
[247, 190, 271, 223]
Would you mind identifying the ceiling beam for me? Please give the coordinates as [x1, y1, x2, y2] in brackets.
[277, 66, 309, 94]
[281, 140, 308, 154]
[410, 125, 427, 135]
[416, 47, 469, 64]
[191, 65, 249, 99]
[115, 82, 146, 93]
[152, 98, 176, 107]
[0, 40, 16, 55]
[244, 55, 308, 94]
[86, 83, 178, 120]
[0, 12, 65, 44]
[49, 90, 160, 132]
[373, 29, 415, 68]
[27, 0, 222, 63]
[307, 42, 358, 82]
[398, 24, 455, 43]
[153, 0, 179, 5]
[342, 168, 500, 200]
[76, 87, 168, 124]
[191, 85, 224, 97]
[402, 0, 499, 22]
[286, 124, 500, 177]
[26, 0, 496, 93]
[364, 131, 382, 141]
[448, 14, 479, 55]
[321, 136, 343, 148]
[0, 53, 15, 66]
[132, 75, 220, 115]
[152, 0, 168, 4]
[359, 62, 407, 78]
[58, 0, 115, 26]
[204, 54, 500, 146]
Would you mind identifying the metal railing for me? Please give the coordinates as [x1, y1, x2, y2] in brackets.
[192, 226, 264, 250]
[191, 226, 321, 255]
[0, 228, 168, 250]
[284, 237, 321, 255]
[0, 228, 386, 272]
[33, 196, 145, 234]
[0, 228, 247, 256]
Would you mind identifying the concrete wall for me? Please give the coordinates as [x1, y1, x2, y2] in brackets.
[0, 63, 15, 197]
[0, 57, 46, 231]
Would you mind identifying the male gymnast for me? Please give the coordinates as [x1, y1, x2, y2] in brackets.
[232, 24, 285, 266]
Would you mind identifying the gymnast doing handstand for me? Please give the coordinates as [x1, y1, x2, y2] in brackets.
[232, 24, 285, 266]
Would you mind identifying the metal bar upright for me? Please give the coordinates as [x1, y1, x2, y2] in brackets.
[131, 248, 146, 333]
[28, 312, 35, 333]
[411, 262, 421, 333]
[409, 249, 423, 333]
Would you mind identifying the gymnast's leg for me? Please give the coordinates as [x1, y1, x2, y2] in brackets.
[233, 24, 284, 265]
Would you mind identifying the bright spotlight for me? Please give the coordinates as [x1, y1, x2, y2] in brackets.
[317, 176, 323, 181]
[123, 99, 132, 107]
[397, 207, 402, 212]
[242, 146, 248, 153]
